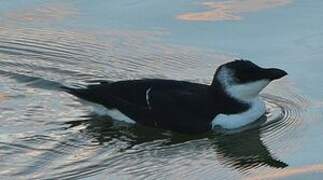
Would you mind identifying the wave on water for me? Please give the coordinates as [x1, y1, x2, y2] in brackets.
[0, 26, 312, 179]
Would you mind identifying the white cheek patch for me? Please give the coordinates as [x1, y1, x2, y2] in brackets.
[216, 66, 235, 87]
[216, 67, 270, 100]
[226, 80, 270, 100]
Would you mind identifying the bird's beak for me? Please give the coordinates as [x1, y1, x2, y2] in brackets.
[264, 68, 288, 80]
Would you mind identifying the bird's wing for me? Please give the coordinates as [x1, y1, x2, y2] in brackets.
[63, 79, 214, 133]
[145, 85, 214, 133]
[105, 79, 212, 113]
[148, 86, 213, 116]
[64, 79, 213, 113]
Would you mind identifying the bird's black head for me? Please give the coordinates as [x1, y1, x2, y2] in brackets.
[212, 59, 287, 100]
[219, 59, 287, 83]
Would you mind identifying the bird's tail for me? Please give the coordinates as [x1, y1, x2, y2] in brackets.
[61, 86, 89, 99]
[61, 80, 112, 99]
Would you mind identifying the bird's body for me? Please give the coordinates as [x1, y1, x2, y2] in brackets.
[66, 79, 245, 133]
[64, 60, 287, 133]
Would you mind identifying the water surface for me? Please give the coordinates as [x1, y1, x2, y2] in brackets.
[1, 0, 323, 179]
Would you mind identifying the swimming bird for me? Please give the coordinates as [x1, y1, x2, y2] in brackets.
[63, 60, 287, 133]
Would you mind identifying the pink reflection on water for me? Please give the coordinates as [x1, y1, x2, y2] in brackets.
[177, 0, 292, 21]
[247, 164, 323, 180]
[0, 93, 8, 102]
[5, 2, 78, 22]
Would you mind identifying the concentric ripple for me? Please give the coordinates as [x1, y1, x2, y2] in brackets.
[261, 91, 308, 146]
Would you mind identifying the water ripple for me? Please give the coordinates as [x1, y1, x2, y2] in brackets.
[0, 26, 314, 179]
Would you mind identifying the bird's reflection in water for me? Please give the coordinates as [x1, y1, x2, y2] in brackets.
[213, 123, 288, 170]
[65, 114, 174, 148]
[65, 114, 287, 170]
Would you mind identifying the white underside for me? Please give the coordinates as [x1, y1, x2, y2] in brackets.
[211, 97, 266, 129]
[87, 102, 136, 124]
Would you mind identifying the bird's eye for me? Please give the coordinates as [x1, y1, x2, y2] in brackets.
[234, 67, 261, 83]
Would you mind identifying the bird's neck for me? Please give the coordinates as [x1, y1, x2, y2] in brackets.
[209, 80, 250, 114]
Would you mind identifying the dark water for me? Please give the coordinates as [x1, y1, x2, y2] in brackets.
[1, 1, 323, 179]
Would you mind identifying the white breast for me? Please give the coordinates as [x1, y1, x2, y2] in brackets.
[211, 97, 266, 129]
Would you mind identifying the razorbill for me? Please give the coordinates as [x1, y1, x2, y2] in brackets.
[63, 60, 287, 133]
